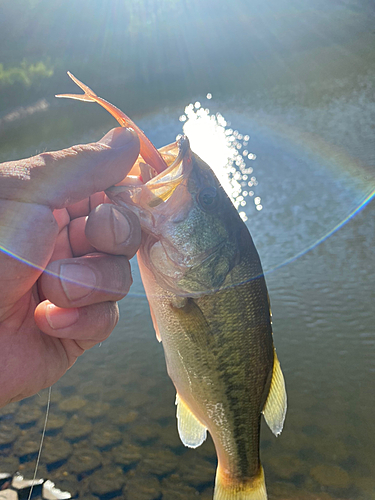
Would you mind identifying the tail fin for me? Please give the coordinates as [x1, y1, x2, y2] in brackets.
[214, 466, 267, 500]
[56, 72, 167, 174]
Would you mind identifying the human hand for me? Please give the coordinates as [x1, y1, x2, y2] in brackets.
[0, 127, 141, 407]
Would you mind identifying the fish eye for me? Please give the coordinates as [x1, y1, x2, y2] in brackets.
[198, 186, 218, 211]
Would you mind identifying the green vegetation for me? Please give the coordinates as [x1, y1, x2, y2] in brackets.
[0, 61, 53, 89]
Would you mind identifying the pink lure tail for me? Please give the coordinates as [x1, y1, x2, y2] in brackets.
[56, 72, 167, 174]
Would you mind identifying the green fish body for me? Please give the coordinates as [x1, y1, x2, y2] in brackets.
[109, 137, 287, 500]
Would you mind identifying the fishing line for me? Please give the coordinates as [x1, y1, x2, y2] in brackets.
[27, 386, 52, 500]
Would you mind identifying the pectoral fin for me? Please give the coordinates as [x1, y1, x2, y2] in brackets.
[175, 394, 207, 448]
[263, 350, 287, 436]
[149, 304, 161, 342]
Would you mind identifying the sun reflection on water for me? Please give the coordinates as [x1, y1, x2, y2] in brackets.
[178, 97, 261, 221]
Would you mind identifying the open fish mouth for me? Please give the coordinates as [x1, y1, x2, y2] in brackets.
[105, 135, 195, 233]
[107, 136, 190, 203]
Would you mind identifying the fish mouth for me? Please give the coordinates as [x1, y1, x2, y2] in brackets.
[105, 135, 192, 220]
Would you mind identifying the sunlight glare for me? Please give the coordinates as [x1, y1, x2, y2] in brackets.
[180, 98, 262, 219]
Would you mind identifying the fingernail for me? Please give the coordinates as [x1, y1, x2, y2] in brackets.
[46, 304, 79, 330]
[110, 206, 131, 245]
[60, 264, 97, 301]
[99, 128, 136, 148]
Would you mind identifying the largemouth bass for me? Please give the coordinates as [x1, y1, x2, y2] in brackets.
[57, 74, 287, 500]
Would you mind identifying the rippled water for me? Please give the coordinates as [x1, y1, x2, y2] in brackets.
[0, 59, 374, 500]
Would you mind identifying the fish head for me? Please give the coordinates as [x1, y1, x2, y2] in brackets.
[107, 136, 243, 296]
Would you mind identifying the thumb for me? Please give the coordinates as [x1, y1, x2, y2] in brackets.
[0, 127, 140, 209]
[0, 128, 139, 315]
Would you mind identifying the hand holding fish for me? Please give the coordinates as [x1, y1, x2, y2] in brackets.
[0, 127, 140, 408]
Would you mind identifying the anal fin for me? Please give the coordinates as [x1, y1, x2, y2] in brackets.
[175, 394, 207, 448]
[262, 350, 287, 436]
